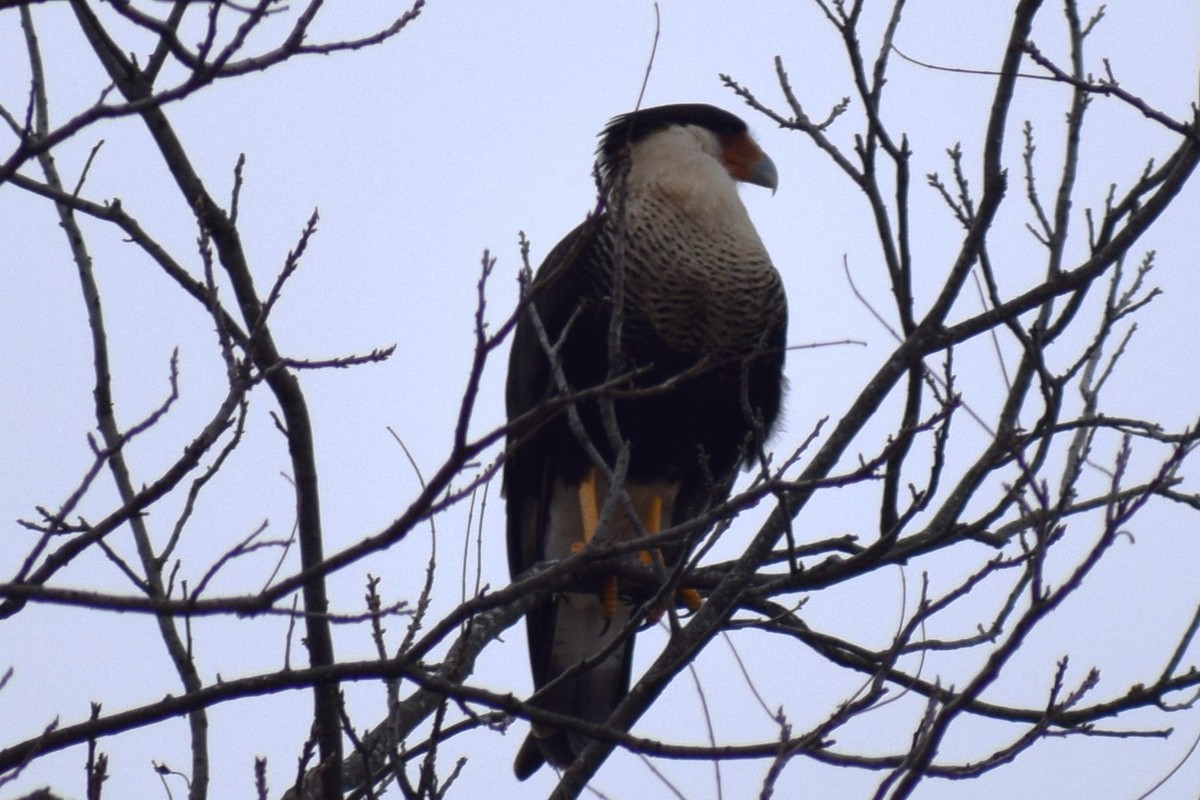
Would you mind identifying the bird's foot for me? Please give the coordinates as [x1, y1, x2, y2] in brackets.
[573, 473, 697, 621]
[644, 585, 704, 624]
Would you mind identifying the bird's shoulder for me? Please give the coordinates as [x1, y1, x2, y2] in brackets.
[529, 213, 611, 300]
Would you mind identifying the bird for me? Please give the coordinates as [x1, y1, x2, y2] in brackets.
[503, 102, 786, 780]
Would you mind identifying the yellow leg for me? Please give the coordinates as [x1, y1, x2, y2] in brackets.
[601, 575, 618, 619]
[641, 493, 693, 622]
[641, 493, 703, 619]
[571, 470, 620, 619]
[639, 495, 662, 565]
[646, 495, 662, 533]
[578, 469, 599, 546]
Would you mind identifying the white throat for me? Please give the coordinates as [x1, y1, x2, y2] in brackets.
[624, 125, 756, 232]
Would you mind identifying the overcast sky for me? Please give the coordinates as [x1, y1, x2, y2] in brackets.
[3, 2, 1200, 798]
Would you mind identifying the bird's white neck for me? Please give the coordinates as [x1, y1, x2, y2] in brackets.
[623, 125, 757, 236]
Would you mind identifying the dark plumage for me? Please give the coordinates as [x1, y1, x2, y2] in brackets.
[504, 103, 786, 779]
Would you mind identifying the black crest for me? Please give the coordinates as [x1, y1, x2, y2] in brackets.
[596, 103, 749, 182]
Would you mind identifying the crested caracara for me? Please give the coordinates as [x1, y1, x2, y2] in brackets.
[504, 102, 786, 779]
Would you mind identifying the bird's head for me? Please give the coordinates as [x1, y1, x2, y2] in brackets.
[597, 103, 778, 195]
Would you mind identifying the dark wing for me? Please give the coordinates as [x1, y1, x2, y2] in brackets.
[505, 216, 629, 778]
[504, 215, 606, 582]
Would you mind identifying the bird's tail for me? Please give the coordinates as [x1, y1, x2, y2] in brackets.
[513, 590, 635, 780]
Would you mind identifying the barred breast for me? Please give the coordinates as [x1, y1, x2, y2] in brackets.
[619, 191, 785, 358]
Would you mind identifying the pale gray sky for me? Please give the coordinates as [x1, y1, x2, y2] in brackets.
[3, 2, 1200, 798]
